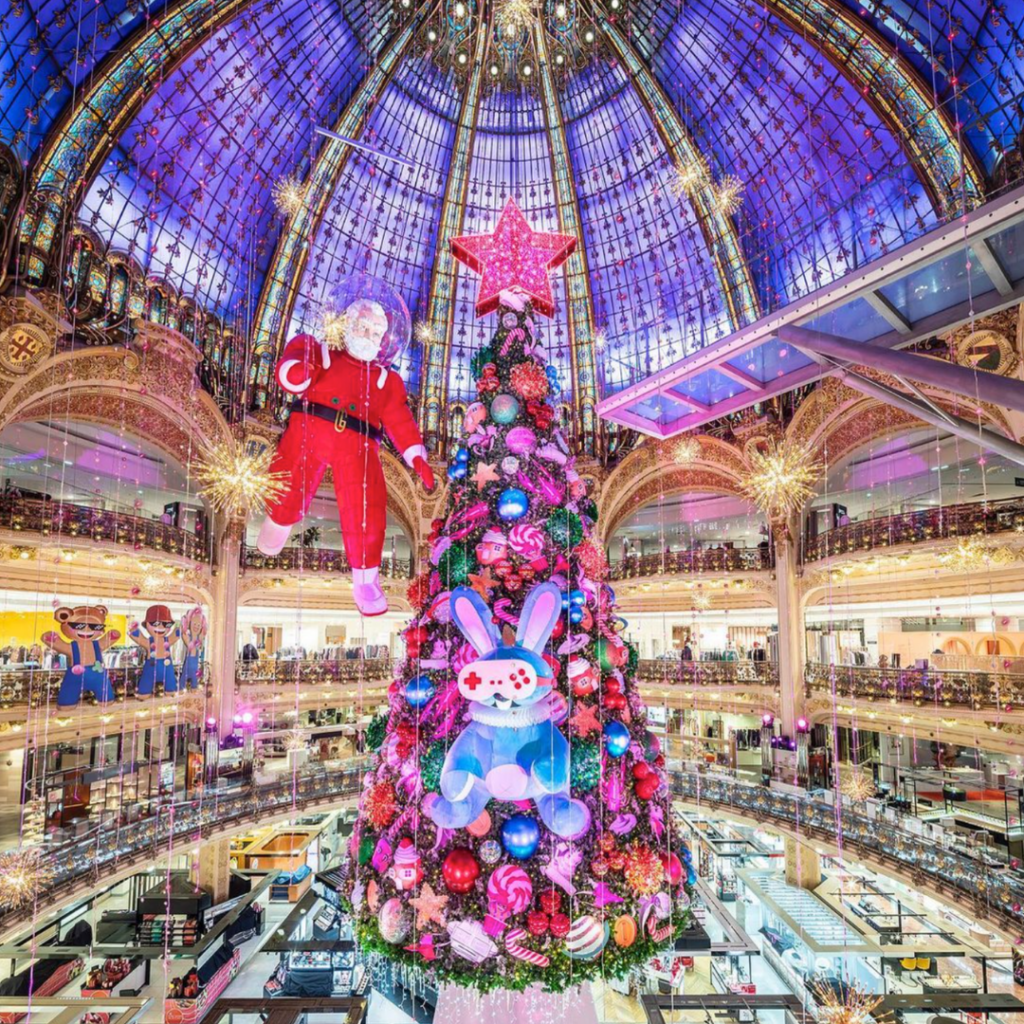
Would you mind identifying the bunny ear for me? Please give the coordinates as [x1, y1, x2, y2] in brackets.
[449, 587, 500, 657]
[516, 582, 563, 654]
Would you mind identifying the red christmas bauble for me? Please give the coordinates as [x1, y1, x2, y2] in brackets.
[604, 692, 627, 711]
[549, 912, 571, 938]
[527, 911, 550, 936]
[599, 833, 617, 853]
[661, 852, 684, 886]
[539, 890, 562, 915]
[442, 848, 480, 894]
[635, 776, 660, 801]
[604, 677, 622, 694]
[633, 762, 651, 780]
[550, 617, 565, 640]
[591, 857, 610, 877]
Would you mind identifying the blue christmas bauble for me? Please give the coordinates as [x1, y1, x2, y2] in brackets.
[490, 394, 520, 424]
[569, 589, 585, 607]
[447, 462, 468, 481]
[603, 720, 630, 758]
[498, 488, 529, 520]
[501, 814, 540, 859]
[569, 607, 584, 624]
[405, 675, 435, 709]
[456, 447, 469, 463]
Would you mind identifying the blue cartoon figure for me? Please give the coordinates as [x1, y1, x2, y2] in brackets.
[179, 607, 207, 690]
[42, 605, 120, 707]
[129, 604, 180, 697]
[424, 582, 590, 838]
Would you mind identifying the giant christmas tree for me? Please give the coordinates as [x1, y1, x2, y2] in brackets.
[346, 200, 695, 992]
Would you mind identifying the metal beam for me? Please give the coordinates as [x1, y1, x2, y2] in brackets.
[762, 0, 986, 214]
[865, 289, 912, 334]
[780, 324, 1024, 415]
[594, 6, 761, 331]
[534, 23, 600, 454]
[248, 10, 425, 383]
[839, 369, 1024, 469]
[974, 237, 1015, 297]
[417, 23, 489, 442]
[597, 181, 1024, 428]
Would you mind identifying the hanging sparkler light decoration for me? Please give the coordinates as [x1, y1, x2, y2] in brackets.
[840, 769, 876, 803]
[741, 438, 820, 522]
[672, 434, 702, 464]
[670, 153, 710, 198]
[812, 980, 892, 1024]
[714, 175, 745, 216]
[272, 174, 308, 216]
[494, 0, 533, 36]
[414, 320, 437, 347]
[321, 309, 350, 350]
[196, 441, 288, 518]
[0, 849, 54, 909]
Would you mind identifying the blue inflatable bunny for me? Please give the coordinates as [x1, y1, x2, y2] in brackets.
[424, 581, 591, 838]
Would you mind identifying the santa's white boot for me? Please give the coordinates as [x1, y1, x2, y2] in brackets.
[257, 516, 293, 555]
[352, 566, 388, 616]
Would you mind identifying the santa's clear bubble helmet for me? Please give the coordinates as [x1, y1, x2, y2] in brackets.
[321, 273, 411, 365]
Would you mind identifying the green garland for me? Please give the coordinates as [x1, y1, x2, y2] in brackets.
[365, 711, 389, 751]
[356, 911, 690, 994]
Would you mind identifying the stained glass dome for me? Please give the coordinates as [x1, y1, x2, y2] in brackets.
[2, 0, 1021, 432]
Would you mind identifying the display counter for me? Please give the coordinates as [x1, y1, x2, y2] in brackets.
[80, 956, 145, 997]
[164, 945, 240, 1024]
[263, 949, 366, 999]
[270, 864, 313, 902]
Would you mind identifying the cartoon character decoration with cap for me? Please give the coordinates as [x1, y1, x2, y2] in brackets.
[129, 605, 180, 696]
[256, 275, 435, 616]
[424, 581, 590, 838]
[179, 607, 207, 690]
[42, 606, 120, 707]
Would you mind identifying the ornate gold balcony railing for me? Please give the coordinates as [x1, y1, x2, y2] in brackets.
[805, 661, 1024, 712]
[3, 766, 1018, 941]
[804, 496, 1024, 563]
[240, 545, 415, 578]
[0, 666, 208, 708]
[636, 659, 779, 688]
[608, 546, 772, 580]
[235, 658, 392, 687]
[0, 496, 210, 561]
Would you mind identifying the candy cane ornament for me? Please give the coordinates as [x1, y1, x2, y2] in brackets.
[505, 928, 549, 967]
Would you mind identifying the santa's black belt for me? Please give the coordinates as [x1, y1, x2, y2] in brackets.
[297, 402, 382, 442]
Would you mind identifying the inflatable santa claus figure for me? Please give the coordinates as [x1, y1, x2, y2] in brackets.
[257, 275, 434, 615]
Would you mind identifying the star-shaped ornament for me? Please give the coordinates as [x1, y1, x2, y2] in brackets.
[450, 198, 577, 318]
[409, 883, 449, 928]
[569, 701, 601, 737]
[471, 461, 500, 491]
[468, 567, 499, 600]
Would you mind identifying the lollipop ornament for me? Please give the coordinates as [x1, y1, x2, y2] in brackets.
[256, 274, 435, 615]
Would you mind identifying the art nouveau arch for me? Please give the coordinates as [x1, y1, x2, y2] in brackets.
[598, 436, 751, 543]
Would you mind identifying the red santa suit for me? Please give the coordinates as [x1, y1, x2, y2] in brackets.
[260, 332, 432, 609]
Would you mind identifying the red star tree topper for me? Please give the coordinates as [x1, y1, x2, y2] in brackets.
[450, 198, 576, 318]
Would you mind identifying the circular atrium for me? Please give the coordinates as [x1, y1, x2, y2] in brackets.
[1, 0, 1024, 1021]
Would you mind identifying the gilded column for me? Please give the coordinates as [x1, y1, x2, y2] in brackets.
[210, 516, 244, 739]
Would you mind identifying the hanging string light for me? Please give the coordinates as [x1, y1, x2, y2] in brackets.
[741, 438, 820, 522]
[0, 850, 54, 909]
[671, 434, 702, 464]
[195, 441, 288, 518]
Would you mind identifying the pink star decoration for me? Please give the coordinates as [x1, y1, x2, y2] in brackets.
[450, 198, 577, 318]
